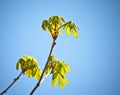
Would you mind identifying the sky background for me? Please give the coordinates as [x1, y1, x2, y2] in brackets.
[0, 0, 120, 95]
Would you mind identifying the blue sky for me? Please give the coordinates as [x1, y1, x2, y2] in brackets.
[0, 0, 120, 95]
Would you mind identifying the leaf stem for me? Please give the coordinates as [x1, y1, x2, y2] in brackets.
[0, 71, 23, 95]
[29, 39, 56, 95]
[58, 21, 71, 30]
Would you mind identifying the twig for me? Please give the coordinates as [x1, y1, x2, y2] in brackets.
[29, 39, 56, 95]
[0, 71, 23, 95]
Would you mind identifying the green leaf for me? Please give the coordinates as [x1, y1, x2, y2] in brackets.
[34, 68, 41, 80]
[52, 73, 59, 86]
[50, 55, 56, 61]
[62, 61, 70, 72]
[66, 27, 71, 35]
[42, 20, 49, 30]
[64, 78, 69, 84]
[49, 16, 54, 23]
[16, 58, 25, 70]
[25, 70, 31, 77]
[72, 28, 78, 38]
[48, 24, 54, 32]
[61, 66, 66, 77]
[16, 62, 20, 70]
[54, 16, 60, 24]
[65, 66, 70, 72]
[58, 30, 62, 34]
[60, 16, 66, 23]
[49, 16, 62, 26]
[56, 63, 62, 72]
[31, 68, 37, 77]
[59, 75, 65, 89]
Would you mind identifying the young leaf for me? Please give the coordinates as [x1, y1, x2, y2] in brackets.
[66, 27, 71, 35]
[64, 78, 70, 84]
[60, 66, 66, 77]
[56, 63, 62, 73]
[52, 73, 59, 86]
[60, 16, 66, 23]
[24, 70, 31, 77]
[72, 28, 78, 38]
[16, 62, 21, 70]
[34, 68, 41, 80]
[62, 61, 70, 72]
[31, 68, 37, 77]
[16, 58, 25, 70]
[50, 55, 56, 61]
[59, 75, 65, 89]
[42, 20, 49, 30]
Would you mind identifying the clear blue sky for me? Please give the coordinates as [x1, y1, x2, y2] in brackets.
[0, 0, 120, 95]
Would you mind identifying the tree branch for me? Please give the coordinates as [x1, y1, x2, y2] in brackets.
[40, 68, 52, 84]
[0, 71, 23, 95]
[29, 39, 56, 95]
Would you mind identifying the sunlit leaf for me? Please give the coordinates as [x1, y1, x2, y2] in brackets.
[49, 55, 57, 61]
[52, 73, 59, 86]
[49, 16, 54, 23]
[58, 30, 62, 34]
[59, 75, 64, 89]
[16, 62, 20, 70]
[16, 58, 25, 70]
[25, 70, 32, 77]
[65, 66, 70, 72]
[34, 68, 41, 80]
[60, 16, 66, 23]
[32, 68, 37, 77]
[48, 24, 54, 32]
[66, 27, 71, 35]
[54, 16, 60, 24]
[64, 78, 69, 84]
[61, 66, 66, 77]
[42, 20, 49, 30]
[62, 61, 70, 72]
[72, 28, 78, 38]
[56, 63, 62, 72]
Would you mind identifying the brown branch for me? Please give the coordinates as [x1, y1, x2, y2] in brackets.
[0, 71, 23, 95]
[29, 39, 56, 95]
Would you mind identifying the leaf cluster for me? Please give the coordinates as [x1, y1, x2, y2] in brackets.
[42, 16, 65, 40]
[63, 21, 80, 38]
[45, 55, 70, 88]
[16, 55, 42, 80]
[42, 15, 79, 40]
